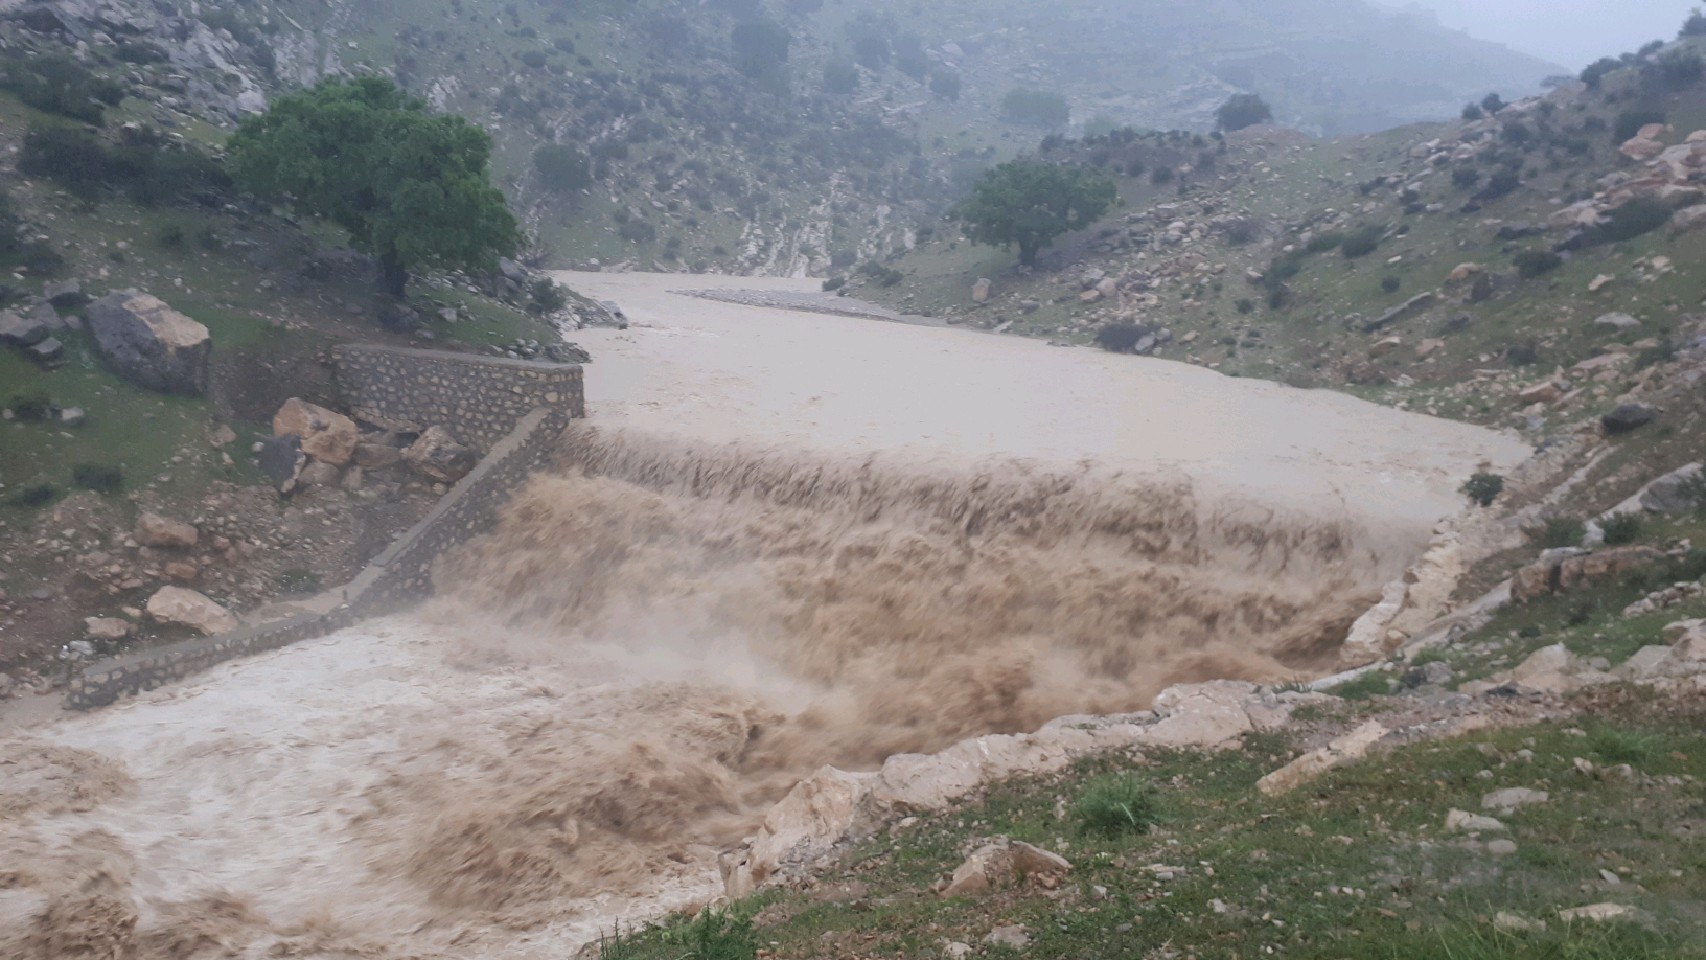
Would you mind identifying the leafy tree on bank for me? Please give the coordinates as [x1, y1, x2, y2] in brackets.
[228, 77, 519, 299]
[1216, 93, 1272, 132]
[955, 161, 1117, 267]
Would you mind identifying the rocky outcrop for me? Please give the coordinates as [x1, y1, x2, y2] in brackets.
[144, 586, 237, 635]
[273, 398, 359, 466]
[719, 681, 1318, 898]
[1510, 546, 1665, 602]
[84, 291, 212, 395]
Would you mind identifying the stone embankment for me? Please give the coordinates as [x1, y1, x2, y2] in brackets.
[65, 345, 584, 709]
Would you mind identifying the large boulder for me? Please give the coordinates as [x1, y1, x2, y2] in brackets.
[145, 586, 237, 635]
[135, 512, 198, 549]
[84, 290, 211, 395]
[272, 398, 358, 465]
[403, 426, 477, 483]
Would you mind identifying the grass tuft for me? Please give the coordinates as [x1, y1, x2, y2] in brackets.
[1072, 773, 1159, 838]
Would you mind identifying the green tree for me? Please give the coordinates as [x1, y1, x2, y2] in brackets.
[533, 143, 592, 192]
[1683, 7, 1706, 37]
[228, 77, 518, 299]
[1216, 93, 1272, 132]
[731, 18, 790, 79]
[955, 161, 1116, 267]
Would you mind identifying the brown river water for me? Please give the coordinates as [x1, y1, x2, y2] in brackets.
[0, 273, 1526, 959]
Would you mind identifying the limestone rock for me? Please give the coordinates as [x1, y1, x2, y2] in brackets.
[403, 426, 477, 483]
[145, 586, 237, 635]
[1445, 808, 1506, 832]
[984, 925, 1030, 950]
[298, 460, 342, 487]
[943, 838, 1071, 896]
[971, 278, 991, 303]
[1558, 903, 1635, 923]
[1671, 204, 1706, 235]
[1257, 720, 1387, 796]
[84, 617, 134, 641]
[1482, 786, 1548, 812]
[1593, 312, 1640, 329]
[1516, 381, 1562, 406]
[1368, 336, 1403, 358]
[273, 398, 358, 465]
[353, 441, 403, 470]
[1620, 136, 1665, 161]
[135, 512, 199, 549]
[84, 290, 212, 395]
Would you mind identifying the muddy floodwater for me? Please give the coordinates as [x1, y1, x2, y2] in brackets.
[0, 275, 1527, 959]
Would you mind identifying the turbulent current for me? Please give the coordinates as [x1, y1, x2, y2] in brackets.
[0, 274, 1526, 959]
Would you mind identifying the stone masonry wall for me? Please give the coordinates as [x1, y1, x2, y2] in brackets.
[68, 343, 586, 709]
[333, 344, 585, 453]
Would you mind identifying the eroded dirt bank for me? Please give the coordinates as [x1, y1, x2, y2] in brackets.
[0, 276, 1526, 959]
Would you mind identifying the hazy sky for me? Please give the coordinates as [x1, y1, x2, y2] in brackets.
[1381, 0, 1695, 69]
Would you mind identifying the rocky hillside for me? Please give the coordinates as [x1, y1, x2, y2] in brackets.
[4, 0, 1561, 279]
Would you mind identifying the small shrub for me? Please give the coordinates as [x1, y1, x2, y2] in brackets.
[1461, 103, 1484, 121]
[158, 224, 186, 248]
[1095, 323, 1150, 353]
[1305, 230, 1345, 254]
[1381, 276, 1401, 293]
[8, 392, 53, 421]
[1540, 517, 1584, 548]
[1588, 726, 1658, 764]
[823, 58, 858, 95]
[1614, 109, 1666, 143]
[856, 261, 902, 287]
[72, 463, 124, 495]
[1581, 57, 1622, 89]
[1340, 224, 1384, 259]
[1235, 298, 1255, 314]
[527, 278, 566, 315]
[18, 125, 108, 200]
[1452, 166, 1482, 189]
[0, 55, 124, 123]
[1221, 217, 1261, 246]
[1461, 471, 1505, 507]
[1597, 197, 1671, 243]
[1475, 168, 1522, 201]
[598, 907, 758, 960]
[1602, 511, 1643, 545]
[822, 276, 846, 292]
[1480, 92, 1506, 114]
[1514, 249, 1563, 278]
[1656, 48, 1705, 86]
[1327, 669, 1393, 701]
[6, 483, 58, 509]
[518, 49, 548, 69]
[1635, 339, 1676, 369]
[1685, 9, 1706, 38]
[1505, 338, 1542, 366]
[1002, 88, 1070, 128]
[533, 143, 593, 192]
[1072, 773, 1159, 838]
